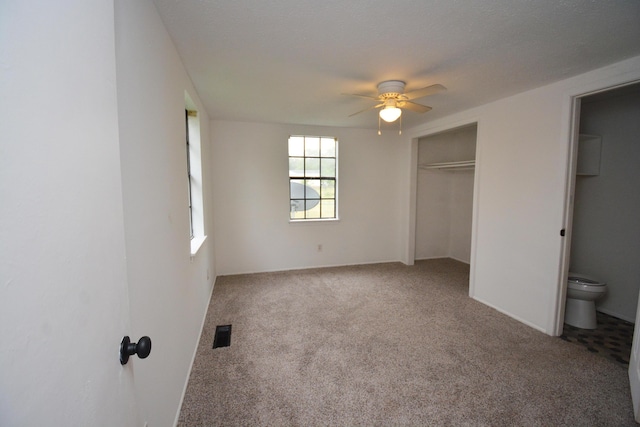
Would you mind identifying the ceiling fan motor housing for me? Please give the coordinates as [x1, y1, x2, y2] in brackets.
[377, 80, 406, 98]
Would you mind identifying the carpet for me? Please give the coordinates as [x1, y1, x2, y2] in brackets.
[178, 258, 636, 426]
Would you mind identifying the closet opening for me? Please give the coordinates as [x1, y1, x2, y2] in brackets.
[413, 123, 478, 288]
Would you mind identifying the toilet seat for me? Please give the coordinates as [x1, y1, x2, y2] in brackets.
[568, 274, 606, 292]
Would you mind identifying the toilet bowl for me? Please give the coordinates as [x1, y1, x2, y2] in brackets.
[565, 272, 607, 329]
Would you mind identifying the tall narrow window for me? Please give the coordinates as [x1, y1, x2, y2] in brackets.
[185, 91, 206, 255]
[185, 109, 194, 238]
[288, 135, 338, 220]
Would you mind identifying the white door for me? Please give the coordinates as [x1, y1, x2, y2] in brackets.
[0, 2, 142, 425]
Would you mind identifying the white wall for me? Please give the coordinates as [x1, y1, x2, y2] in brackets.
[114, 1, 215, 426]
[0, 1, 138, 425]
[571, 87, 640, 322]
[450, 170, 475, 262]
[405, 55, 640, 334]
[212, 121, 404, 274]
[415, 126, 476, 263]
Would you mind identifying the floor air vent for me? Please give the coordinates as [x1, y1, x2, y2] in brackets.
[213, 325, 232, 348]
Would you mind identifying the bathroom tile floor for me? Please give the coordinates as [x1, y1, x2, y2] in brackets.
[561, 311, 634, 366]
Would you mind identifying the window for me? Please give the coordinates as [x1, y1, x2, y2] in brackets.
[186, 109, 194, 238]
[185, 91, 206, 255]
[288, 135, 338, 220]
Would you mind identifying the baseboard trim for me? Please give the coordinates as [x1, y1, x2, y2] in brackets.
[596, 307, 636, 324]
[472, 295, 548, 335]
[414, 256, 470, 265]
[173, 277, 217, 427]
[217, 259, 404, 276]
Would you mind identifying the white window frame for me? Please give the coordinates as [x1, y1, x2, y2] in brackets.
[288, 135, 339, 222]
[185, 92, 206, 255]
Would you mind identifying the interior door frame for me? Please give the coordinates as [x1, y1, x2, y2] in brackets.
[553, 95, 581, 336]
[556, 79, 640, 335]
[556, 78, 640, 421]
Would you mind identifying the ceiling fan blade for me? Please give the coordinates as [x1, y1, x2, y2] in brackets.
[404, 84, 446, 100]
[401, 101, 432, 114]
[341, 92, 380, 100]
[348, 103, 384, 117]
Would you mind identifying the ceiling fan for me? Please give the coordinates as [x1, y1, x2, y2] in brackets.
[343, 80, 446, 130]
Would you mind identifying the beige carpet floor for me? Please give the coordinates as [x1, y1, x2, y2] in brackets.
[178, 258, 636, 426]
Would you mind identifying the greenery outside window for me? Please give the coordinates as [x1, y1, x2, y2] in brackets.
[288, 135, 337, 220]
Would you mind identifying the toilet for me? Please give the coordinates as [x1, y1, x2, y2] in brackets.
[565, 272, 607, 329]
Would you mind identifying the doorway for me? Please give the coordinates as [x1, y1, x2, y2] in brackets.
[414, 124, 478, 266]
[561, 82, 640, 362]
[559, 81, 640, 330]
[570, 83, 640, 323]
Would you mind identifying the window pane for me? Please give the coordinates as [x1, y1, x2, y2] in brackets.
[290, 199, 305, 217]
[321, 200, 335, 218]
[290, 179, 305, 199]
[321, 158, 335, 177]
[289, 157, 304, 177]
[321, 138, 335, 157]
[305, 158, 320, 177]
[290, 202, 305, 219]
[320, 179, 335, 198]
[305, 137, 320, 157]
[306, 201, 321, 218]
[289, 136, 304, 156]
[305, 179, 321, 197]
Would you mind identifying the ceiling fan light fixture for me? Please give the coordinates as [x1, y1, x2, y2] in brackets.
[344, 80, 444, 131]
[379, 106, 402, 122]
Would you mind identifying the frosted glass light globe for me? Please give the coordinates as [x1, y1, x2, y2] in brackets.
[379, 106, 401, 122]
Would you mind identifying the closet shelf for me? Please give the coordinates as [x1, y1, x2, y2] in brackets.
[418, 160, 475, 171]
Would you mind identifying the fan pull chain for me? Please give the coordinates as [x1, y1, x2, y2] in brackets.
[378, 115, 381, 135]
[399, 114, 402, 135]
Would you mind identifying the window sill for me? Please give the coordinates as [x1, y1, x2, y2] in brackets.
[190, 235, 207, 257]
[289, 218, 340, 224]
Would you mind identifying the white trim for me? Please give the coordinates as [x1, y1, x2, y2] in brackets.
[553, 59, 640, 336]
[414, 256, 470, 265]
[190, 235, 207, 257]
[552, 94, 581, 336]
[404, 136, 419, 266]
[173, 276, 216, 427]
[473, 296, 547, 334]
[217, 259, 403, 276]
[406, 118, 481, 297]
[289, 218, 340, 224]
[596, 308, 637, 324]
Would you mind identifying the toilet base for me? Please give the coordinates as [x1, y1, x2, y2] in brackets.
[565, 298, 597, 329]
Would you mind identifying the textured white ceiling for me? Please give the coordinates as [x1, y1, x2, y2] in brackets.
[152, 0, 640, 130]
